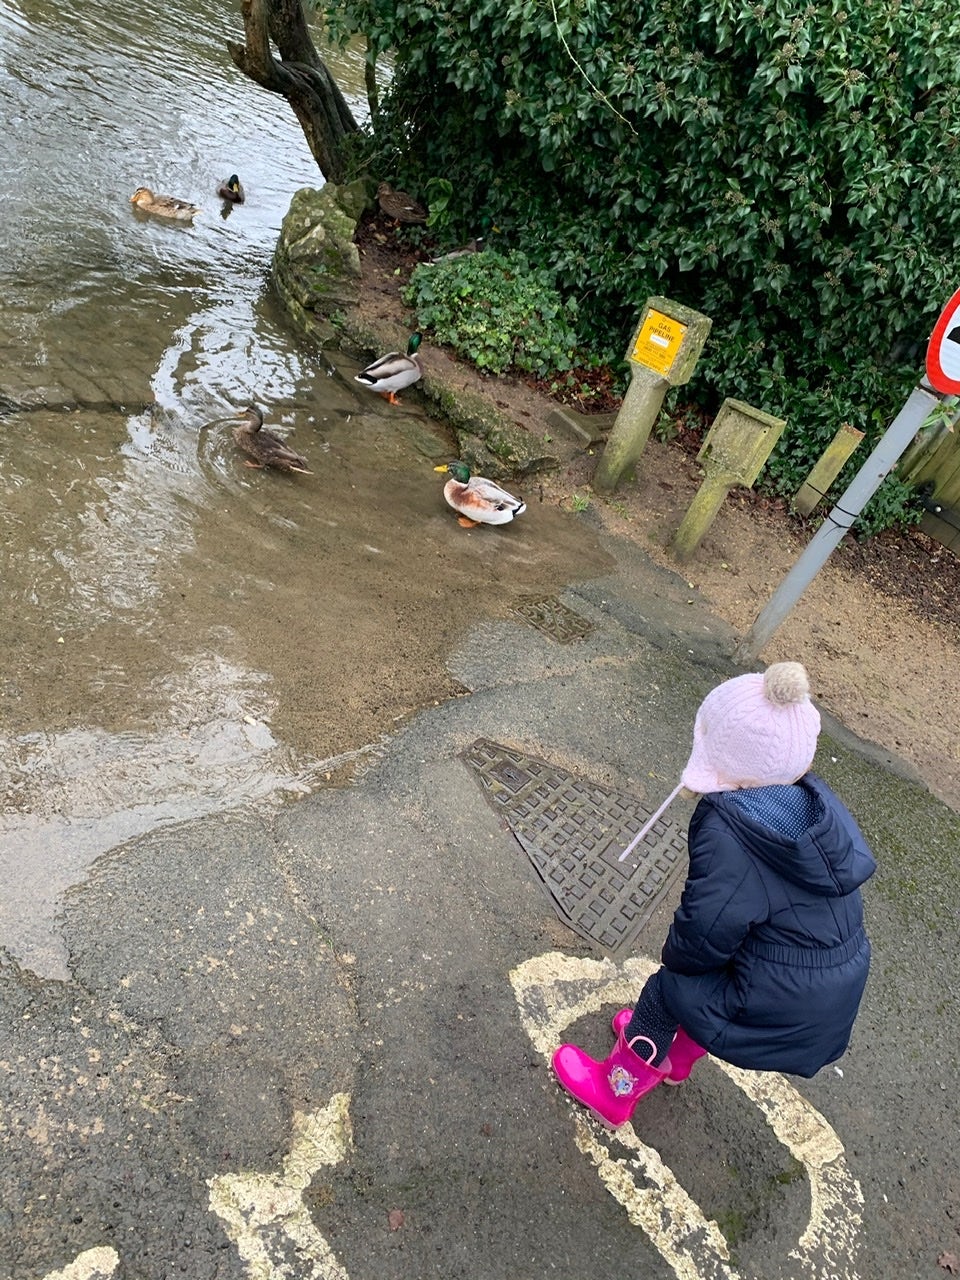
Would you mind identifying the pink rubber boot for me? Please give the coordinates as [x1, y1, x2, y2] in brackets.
[662, 1027, 708, 1084]
[612, 1010, 708, 1086]
[552, 1030, 672, 1128]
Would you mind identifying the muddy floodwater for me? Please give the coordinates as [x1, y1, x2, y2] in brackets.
[0, 0, 611, 977]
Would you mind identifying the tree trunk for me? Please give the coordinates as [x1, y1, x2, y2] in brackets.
[228, 0, 358, 184]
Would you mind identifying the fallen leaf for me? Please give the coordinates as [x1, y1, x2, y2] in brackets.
[938, 1250, 959, 1274]
[388, 1208, 404, 1232]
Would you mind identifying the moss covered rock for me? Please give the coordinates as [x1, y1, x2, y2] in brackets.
[272, 183, 370, 346]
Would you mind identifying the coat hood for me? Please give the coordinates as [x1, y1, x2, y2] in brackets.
[708, 775, 876, 897]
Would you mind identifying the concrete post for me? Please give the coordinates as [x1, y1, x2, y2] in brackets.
[592, 366, 668, 493]
[593, 297, 711, 493]
[671, 399, 786, 561]
[671, 473, 737, 562]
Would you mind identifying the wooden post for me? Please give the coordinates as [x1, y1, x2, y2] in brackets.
[793, 423, 864, 517]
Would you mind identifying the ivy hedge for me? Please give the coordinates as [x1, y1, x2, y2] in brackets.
[320, 0, 960, 531]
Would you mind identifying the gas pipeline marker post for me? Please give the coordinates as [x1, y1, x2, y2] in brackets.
[593, 297, 711, 493]
[671, 398, 786, 561]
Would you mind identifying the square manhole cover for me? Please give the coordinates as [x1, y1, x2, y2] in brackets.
[461, 738, 686, 955]
[512, 595, 594, 643]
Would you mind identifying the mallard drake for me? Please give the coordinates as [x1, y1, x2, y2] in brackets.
[232, 406, 311, 474]
[355, 334, 423, 405]
[377, 181, 427, 225]
[130, 187, 201, 221]
[434, 461, 526, 527]
[218, 174, 245, 203]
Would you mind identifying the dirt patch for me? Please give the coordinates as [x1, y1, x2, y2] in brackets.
[552, 445, 960, 814]
[353, 217, 960, 814]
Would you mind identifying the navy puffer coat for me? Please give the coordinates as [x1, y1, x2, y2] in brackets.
[657, 774, 875, 1077]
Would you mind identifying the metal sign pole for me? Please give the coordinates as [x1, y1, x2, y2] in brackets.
[735, 383, 939, 661]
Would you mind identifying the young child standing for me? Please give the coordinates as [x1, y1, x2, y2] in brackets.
[553, 661, 876, 1129]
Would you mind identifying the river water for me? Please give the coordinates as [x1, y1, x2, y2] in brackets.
[0, 0, 610, 978]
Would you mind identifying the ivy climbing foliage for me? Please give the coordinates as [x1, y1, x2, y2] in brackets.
[319, 0, 960, 530]
[403, 250, 580, 377]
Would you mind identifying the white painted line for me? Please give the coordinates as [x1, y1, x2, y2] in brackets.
[510, 950, 863, 1280]
[40, 1247, 119, 1280]
[208, 1091, 354, 1280]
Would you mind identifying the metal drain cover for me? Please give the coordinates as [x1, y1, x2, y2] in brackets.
[461, 738, 686, 954]
[512, 595, 593, 643]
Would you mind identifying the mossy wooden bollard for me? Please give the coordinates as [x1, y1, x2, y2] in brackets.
[593, 297, 711, 493]
[671, 399, 786, 561]
[793, 423, 865, 517]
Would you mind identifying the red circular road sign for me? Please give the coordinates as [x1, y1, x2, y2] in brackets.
[926, 285, 960, 395]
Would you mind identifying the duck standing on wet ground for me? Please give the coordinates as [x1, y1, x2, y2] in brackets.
[355, 333, 423, 405]
[434, 461, 526, 527]
[232, 406, 312, 474]
[130, 187, 201, 221]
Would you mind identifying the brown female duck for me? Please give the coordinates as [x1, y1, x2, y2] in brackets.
[376, 181, 427, 225]
[130, 187, 201, 221]
[233, 406, 311, 474]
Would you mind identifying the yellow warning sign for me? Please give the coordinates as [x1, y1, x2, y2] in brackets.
[631, 309, 687, 376]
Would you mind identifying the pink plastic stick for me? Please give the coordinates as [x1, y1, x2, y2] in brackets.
[618, 783, 684, 862]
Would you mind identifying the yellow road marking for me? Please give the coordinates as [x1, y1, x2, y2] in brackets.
[510, 951, 863, 1280]
[208, 1092, 353, 1280]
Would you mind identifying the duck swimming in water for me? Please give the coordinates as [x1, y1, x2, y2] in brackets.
[218, 174, 245, 203]
[232, 406, 311, 474]
[130, 187, 201, 221]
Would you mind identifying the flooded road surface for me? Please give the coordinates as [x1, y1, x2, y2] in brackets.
[0, 0, 611, 978]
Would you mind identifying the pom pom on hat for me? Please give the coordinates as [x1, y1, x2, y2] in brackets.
[763, 661, 810, 707]
[680, 661, 820, 794]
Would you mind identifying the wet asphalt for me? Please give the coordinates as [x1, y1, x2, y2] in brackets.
[2, 523, 958, 1280]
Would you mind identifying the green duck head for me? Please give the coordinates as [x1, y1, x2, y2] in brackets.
[407, 333, 422, 356]
[434, 460, 470, 483]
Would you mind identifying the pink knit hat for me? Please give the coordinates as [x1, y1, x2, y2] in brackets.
[682, 661, 821, 793]
[619, 662, 820, 862]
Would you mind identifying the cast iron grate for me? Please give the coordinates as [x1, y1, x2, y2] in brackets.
[461, 738, 686, 955]
[512, 595, 594, 643]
